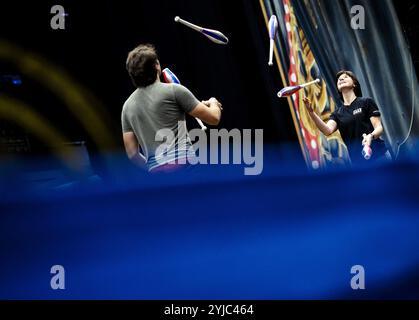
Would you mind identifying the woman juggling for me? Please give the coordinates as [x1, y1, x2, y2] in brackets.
[303, 70, 391, 165]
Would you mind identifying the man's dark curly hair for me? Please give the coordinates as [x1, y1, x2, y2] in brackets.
[126, 44, 159, 87]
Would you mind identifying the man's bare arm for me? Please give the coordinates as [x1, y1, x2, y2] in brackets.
[123, 132, 146, 167]
[189, 97, 222, 126]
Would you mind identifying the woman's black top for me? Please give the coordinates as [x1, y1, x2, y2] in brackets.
[329, 97, 388, 163]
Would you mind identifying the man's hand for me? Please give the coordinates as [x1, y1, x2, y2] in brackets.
[202, 97, 223, 110]
[190, 98, 222, 126]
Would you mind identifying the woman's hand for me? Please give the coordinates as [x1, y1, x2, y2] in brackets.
[362, 133, 373, 147]
[303, 97, 314, 113]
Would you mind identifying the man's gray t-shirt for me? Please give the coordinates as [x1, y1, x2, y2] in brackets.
[121, 81, 199, 170]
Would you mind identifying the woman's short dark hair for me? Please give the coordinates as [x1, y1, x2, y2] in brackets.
[126, 44, 158, 87]
[335, 70, 363, 99]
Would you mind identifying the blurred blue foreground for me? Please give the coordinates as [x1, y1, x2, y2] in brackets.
[0, 146, 419, 299]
